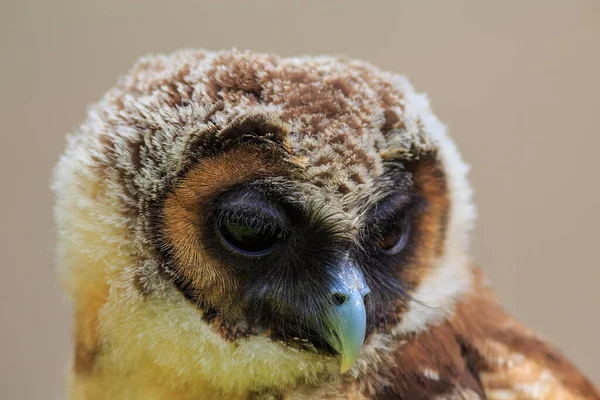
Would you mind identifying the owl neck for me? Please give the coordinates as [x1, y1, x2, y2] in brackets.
[69, 365, 243, 400]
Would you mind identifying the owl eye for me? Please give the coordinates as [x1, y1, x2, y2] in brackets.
[377, 213, 411, 255]
[217, 218, 283, 256]
[213, 186, 289, 257]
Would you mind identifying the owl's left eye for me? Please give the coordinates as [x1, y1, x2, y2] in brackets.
[213, 188, 288, 257]
[217, 218, 284, 257]
[377, 213, 411, 255]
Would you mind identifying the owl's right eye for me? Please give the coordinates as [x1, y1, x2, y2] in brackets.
[367, 192, 424, 256]
[217, 217, 284, 257]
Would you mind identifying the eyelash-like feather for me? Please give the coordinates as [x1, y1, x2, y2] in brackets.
[215, 208, 287, 238]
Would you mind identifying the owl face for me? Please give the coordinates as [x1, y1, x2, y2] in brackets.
[53, 49, 475, 391]
[156, 136, 438, 372]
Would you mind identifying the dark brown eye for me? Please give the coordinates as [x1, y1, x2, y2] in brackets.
[214, 186, 289, 257]
[218, 220, 283, 256]
[378, 214, 411, 255]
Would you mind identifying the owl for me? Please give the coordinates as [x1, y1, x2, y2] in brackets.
[52, 49, 599, 399]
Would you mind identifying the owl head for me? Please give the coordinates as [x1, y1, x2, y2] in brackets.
[53, 49, 475, 395]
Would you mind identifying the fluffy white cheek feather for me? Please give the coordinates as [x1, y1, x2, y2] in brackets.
[391, 78, 477, 335]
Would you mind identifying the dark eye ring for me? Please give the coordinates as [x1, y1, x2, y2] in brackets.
[378, 215, 411, 255]
[216, 218, 284, 257]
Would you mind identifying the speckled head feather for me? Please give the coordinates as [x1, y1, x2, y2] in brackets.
[53, 49, 482, 399]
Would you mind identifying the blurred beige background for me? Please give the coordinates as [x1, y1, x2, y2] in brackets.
[1, 0, 598, 398]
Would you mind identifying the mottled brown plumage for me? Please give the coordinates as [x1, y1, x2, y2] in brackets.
[53, 49, 598, 399]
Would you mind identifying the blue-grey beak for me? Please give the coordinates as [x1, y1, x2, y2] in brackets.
[311, 263, 370, 373]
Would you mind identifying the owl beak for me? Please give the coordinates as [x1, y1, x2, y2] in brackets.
[314, 264, 370, 373]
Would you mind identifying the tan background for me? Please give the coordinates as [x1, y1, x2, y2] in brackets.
[1, 1, 599, 398]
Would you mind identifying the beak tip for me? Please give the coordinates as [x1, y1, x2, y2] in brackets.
[340, 361, 353, 374]
[339, 348, 362, 373]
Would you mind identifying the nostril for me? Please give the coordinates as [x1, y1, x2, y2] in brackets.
[332, 293, 348, 306]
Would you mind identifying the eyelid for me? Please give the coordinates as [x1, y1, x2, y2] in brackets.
[214, 186, 291, 237]
[217, 208, 284, 233]
[371, 193, 421, 222]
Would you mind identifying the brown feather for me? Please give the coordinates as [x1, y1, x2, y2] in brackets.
[357, 267, 600, 399]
